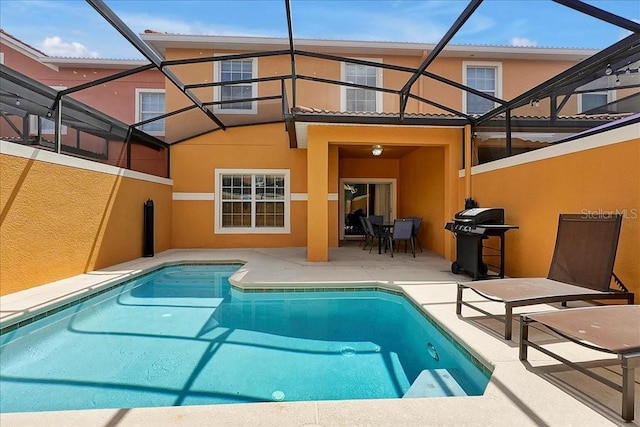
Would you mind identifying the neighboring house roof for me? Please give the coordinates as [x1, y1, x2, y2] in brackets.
[39, 57, 150, 69]
[0, 29, 48, 57]
[1, 28, 149, 69]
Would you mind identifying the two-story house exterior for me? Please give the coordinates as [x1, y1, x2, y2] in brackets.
[140, 33, 631, 263]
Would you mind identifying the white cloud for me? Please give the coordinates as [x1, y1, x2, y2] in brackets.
[458, 14, 495, 36]
[39, 36, 99, 58]
[510, 37, 537, 47]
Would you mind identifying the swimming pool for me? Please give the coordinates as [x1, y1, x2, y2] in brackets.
[0, 264, 490, 412]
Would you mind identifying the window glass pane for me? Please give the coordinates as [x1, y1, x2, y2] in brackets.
[220, 172, 286, 229]
[219, 59, 254, 110]
[139, 92, 165, 133]
[467, 93, 495, 115]
[345, 63, 378, 112]
[255, 201, 285, 227]
[466, 66, 496, 115]
[222, 201, 251, 227]
[581, 93, 608, 112]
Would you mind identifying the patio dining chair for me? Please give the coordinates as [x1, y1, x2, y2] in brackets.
[387, 218, 415, 258]
[456, 213, 634, 340]
[369, 215, 383, 231]
[363, 217, 385, 254]
[406, 216, 424, 252]
[358, 216, 371, 249]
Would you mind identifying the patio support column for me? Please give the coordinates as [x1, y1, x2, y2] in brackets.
[443, 135, 461, 262]
[464, 124, 472, 199]
[307, 127, 329, 261]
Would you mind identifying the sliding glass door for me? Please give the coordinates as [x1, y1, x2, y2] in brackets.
[340, 179, 395, 240]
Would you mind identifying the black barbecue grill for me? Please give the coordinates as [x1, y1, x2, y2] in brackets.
[445, 207, 518, 280]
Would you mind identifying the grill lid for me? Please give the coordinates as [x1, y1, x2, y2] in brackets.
[454, 207, 504, 225]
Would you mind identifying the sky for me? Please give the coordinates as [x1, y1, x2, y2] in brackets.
[0, 0, 638, 59]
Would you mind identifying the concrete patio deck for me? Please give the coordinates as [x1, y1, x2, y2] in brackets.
[1, 244, 638, 426]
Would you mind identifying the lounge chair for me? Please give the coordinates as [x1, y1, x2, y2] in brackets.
[456, 213, 634, 340]
[519, 305, 640, 421]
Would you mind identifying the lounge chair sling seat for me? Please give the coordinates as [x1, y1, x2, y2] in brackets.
[520, 305, 640, 421]
[465, 277, 619, 303]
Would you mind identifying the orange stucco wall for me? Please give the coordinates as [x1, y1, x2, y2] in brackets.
[467, 135, 639, 301]
[0, 148, 172, 295]
[170, 123, 308, 248]
[399, 147, 446, 255]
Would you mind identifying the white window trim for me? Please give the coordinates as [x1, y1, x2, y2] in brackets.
[213, 55, 258, 115]
[462, 61, 502, 115]
[214, 168, 291, 234]
[340, 59, 383, 113]
[577, 89, 616, 114]
[29, 85, 67, 135]
[135, 88, 165, 136]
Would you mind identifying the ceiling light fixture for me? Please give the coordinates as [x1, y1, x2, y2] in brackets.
[605, 64, 613, 75]
[371, 145, 383, 156]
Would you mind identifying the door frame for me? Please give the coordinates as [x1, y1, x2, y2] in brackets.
[338, 178, 397, 240]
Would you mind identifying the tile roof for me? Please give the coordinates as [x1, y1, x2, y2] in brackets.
[291, 107, 631, 122]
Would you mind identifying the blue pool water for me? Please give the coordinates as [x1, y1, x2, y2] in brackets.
[0, 264, 489, 413]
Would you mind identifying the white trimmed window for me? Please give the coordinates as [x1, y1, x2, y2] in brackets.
[29, 86, 67, 135]
[215, 169, 290, 234]
[341, 60, 383, 112]
[135, 89, 165, 135]
[214, 57, 257, 114]
[578, 91, 614, 113]
[463, 62, 502, 115]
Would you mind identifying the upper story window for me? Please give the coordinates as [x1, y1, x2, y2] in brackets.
[215, 169, 290, 234]
[135, 89, 165, 135]
[214, 58, 257, 114]
[578, 91, 614, 114]
[29, 86, 67, 135]
[341, 61, 382, 113]
[463, 62, 502, 115]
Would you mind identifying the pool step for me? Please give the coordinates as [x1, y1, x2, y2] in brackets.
[402, 369, 467, 398]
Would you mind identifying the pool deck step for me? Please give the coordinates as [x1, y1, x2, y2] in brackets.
[402, 369, 467, 398]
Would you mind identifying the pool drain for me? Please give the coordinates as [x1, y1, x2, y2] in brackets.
[340, 346, 356, 357]
[272, 390, 285, 401]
